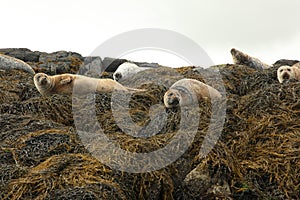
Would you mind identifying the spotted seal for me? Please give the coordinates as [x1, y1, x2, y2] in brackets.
[113, 62, 149, 81]
[34, 73, 146, 96]
[0, 54, 35, 74]
[163, 78, 222, 108]
[277, 65, 300, 83]
[231, 48, 272, 70]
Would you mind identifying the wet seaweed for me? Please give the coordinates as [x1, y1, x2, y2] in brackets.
[0, 63, 299, 199]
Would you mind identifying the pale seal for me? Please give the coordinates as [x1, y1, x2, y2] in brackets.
[113, 62, 149, 81]
[34, 73, 146, 96]
[163, 78, 222, 108]
[0, 54, 35, 74]
[231, 48, 272, 70]
[277, 65, 300, 83]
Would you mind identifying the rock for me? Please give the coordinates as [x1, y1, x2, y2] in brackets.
[36, 51, 83, 74]
[102, 57, 128, 72]
[102, 57, 160, 72]
[0, 48, 40, 62]
[183, 166, 211, 196]
[39, 50, 83, 63]
[134, 61, 160, 68]
[45, 62, 70, 74]
[273, 59, 299, 67]
[78, 56, 103, 77]
[183, 164, 232, 199]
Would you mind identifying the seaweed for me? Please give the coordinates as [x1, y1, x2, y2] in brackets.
[0, 63, 299, 199]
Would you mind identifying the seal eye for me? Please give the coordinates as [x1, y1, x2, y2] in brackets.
[280, 69, 283, 72]
[287, 68, 291, 71]
[168, 92, 174, 97]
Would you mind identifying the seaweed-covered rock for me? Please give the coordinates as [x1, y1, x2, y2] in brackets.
[3, 154, 125, 200]
[183, 162, 232, 199]
[0, 69, 38, 104]
[79, 56, 103, 77]
[0, 48, 40, 62]
[34, 51, 83, 74]
[1, 48, 299, 199]
[273, 59, 299, 67]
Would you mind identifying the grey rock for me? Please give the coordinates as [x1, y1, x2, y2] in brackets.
[183, 163, 232, 199]
[102, 57, 128, 72]
[79, 56, 103, 78]
[36, 51, 83, 74]
[0, 48, 40, 62]
[134, 62, 159, 68]
[102, 57, 160, 72]
[38, 62, 70, 75]
[39, 51, 83, 63]
[273, 59, 299, 68]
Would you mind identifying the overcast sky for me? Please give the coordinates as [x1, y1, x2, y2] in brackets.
[1, 0, 300, 67]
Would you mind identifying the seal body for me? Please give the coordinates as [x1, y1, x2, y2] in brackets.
[231, 48, 271, 70]
[277, 65, 300, 83]
[34, 73, 145, 96]
[0, 54, 35, 74]
[163, 78, 222, 108]
[113, 62, 148, 81]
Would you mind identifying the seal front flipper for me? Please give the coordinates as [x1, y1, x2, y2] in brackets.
[60, 76, 74, 85]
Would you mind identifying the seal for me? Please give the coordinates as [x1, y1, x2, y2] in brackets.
[290, 62, 300, 69]
[34, 73, 146, 96]
[163, 78, 222, 108]
[113, 62, 149, 81]
[231, 48, 272, 70]
[0, 54, 35, 74]
[277, 65, 300, 83]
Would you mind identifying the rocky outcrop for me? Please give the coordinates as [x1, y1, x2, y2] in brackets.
[273, 59, 299, 67]
[0, 48, 40, 62]
[0, 49, 160, 75]
[0, 48, 299, 199]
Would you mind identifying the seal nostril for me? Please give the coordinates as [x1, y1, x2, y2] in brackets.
[173, 98, 179, 105]
[168, 97, 179, 106]
[40, 77, 48, 85]
[282, 73, 290, 80]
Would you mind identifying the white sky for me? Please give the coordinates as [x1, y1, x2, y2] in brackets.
[1, 0, 300, 67]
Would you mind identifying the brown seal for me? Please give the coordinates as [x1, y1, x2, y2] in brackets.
[34, 73, 145, 96]
[231, 48, 271, 70]
[163, 78, 222, 108]
[277, 65, 300, 83]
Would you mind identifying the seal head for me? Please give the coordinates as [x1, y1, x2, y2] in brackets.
[163, 78, 221, 108]
[164, 89, 181, 108]
[277, 65, 295, 83]
[34, 73, 75, 96]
